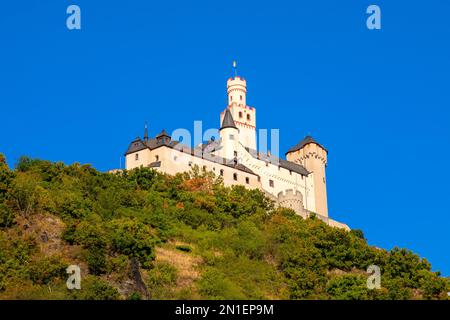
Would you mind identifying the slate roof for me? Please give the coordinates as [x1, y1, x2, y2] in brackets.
[156, 129, 170, 138]
[124, 136, 178, 156]
[124, 131, 257, 176]
[286, 135, 327, 154]
[245, 147, 310, 176]
[220, 109, 237, 130]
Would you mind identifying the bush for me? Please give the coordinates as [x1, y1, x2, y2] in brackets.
[28, 256, 67, 285]
[70, 277, 120, 300]
[198, 269, 246, 300]
[147, 262, 178, 299]
[176, 245, 192, 253]
[0, 202, 14, 228]
[326, 274, 369, 300]
[108, 218, 157, 268]
[86, 246, 107, 275]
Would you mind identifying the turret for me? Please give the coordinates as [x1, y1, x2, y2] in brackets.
[219, 108, 239, 161]
[221, 75, 256, 150]
[286, 136, 328, 217]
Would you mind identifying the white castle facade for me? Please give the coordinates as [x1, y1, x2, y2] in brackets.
[124, 74, 349, 230]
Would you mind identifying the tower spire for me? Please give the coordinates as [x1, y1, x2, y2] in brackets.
[144, 121, 148, 142]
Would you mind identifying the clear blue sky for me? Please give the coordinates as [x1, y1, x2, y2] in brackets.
[1, 1, 449, 275]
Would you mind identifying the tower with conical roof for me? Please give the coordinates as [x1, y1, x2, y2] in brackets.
[286, 135, 329, 217]
[218, 108, 239, 161]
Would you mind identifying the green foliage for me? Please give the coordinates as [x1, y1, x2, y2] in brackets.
[0, 202, 15, 228]
[86, 246, 107, 275]
[198, 269, 246, 300]
[326, 274, 370, 300]
[107, 218, 156, 268]
[69, 276, 120, 300]
[0, 155, 447, 300]
[28, 255, 67, 285]
[146, 262, 178, 299]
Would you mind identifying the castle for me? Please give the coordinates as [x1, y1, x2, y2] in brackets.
[124, 73, 349, 230]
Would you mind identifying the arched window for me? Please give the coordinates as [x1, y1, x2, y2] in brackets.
[220, 169, 224, 176]
[247, 114, 251, 121]
[245, 177, 250, 184]
[233, 173, 238, 181]
[239, 111, 243, 118]
[135, 153, 139, 161]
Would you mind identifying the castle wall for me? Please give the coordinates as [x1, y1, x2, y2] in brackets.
[126, 145, 262, 190]
[125, 148, 152, 170]
[234, 142, 317, 213]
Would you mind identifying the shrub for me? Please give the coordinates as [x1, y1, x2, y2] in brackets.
[0, 202, 14, 228]
[176, 245, 192, 253]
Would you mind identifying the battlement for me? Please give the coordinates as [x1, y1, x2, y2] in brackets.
[277, 189, 307, 218]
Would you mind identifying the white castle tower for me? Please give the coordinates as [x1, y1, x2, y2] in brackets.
[220, 75, 257, 150]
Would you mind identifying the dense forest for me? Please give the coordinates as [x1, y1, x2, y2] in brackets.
[0, 153, 448, 300]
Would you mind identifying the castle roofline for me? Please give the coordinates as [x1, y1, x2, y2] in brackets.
[286, 135, 328, 155]
[124, 134, 258, 177]
[243, 146, 310, 176]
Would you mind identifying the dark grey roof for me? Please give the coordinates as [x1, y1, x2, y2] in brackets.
[156, 129, 170, 138]
[286, 135, 327, 154]
[220, 109, 237, 130]
[124, 137, 148, 155]
[124, 130, 258, 177]
[278, 159, 310, 176]
[124, 136, 178, 156]
[244, 147, 310, 176]
[224, 162, 255, 174]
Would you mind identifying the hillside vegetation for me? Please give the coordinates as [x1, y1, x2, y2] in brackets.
[0, 154, 448, 300]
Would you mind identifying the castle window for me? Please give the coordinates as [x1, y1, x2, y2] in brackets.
[257, 176, 261, 182]
[269, 179, 274, 188]
[233, 173, 238, 181]
[234, 151, 238, 157]
[220, 169, 224, 176]
[289, 170, 292, 175]
[245, 177, 250, 184]
[203, 165, 207, 172]
[240, 95, 242, 101]
[135, 153, 139, 161]
[247, 114, 250, 121]
[229, 134, 234, 140]
[188, 161, 192, 167]
[155, 155, 159, 161]
[239, 111, 243, 118]
[323, 177, 326, 183]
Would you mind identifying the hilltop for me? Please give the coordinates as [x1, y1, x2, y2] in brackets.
[0, 154, 448, 300]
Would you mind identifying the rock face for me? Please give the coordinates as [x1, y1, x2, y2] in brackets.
[130, 257, 150, 299]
